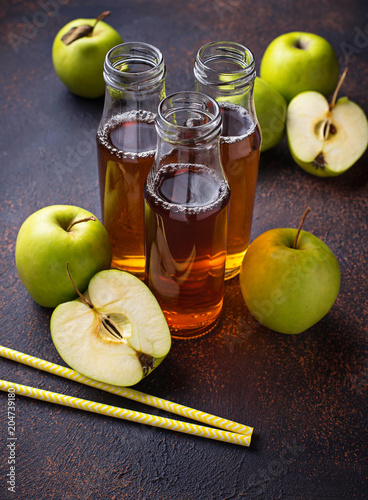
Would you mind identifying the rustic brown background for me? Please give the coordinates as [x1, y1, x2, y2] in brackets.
[1, 0, 367, 498]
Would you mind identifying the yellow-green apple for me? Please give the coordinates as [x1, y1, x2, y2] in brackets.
[15, 205, 112, 308]
[286, 77, 368, 176]
[239, 210, 340, 334]
[52, 12, 123, 98]
[254, 77, 287, 151]
[51, 269, 171, 386]
[260, 32, 340, 103]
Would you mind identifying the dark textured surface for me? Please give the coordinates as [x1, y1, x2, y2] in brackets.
[1, 1, 368, 499]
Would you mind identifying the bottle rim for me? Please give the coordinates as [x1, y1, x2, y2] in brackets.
[156, 91, 222, 145]
[194, 41, 255, 90]
[104, 41, 166, 91]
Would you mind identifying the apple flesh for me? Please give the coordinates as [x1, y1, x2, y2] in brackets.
[50, 269, 171, 386]
[239, 228, 341, 334]
[52, 15, 123, 98]
[15, 205, 112, 308]
[287, 92, 368, 176]
[260, 32, 340, 103]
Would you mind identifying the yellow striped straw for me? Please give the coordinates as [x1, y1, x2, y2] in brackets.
[0, 380, 251, 447]
[0, 345, 252, 437]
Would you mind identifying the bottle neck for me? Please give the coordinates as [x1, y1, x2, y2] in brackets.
[100, 42, 166, 125]
[104, 42, 166, 93]
[194, 41, 256, 116]
[156, 91, 222, 146]
[150, 91, 226, 182]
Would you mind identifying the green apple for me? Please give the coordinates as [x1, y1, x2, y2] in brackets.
[260, 32, 340, 103]
[239, 213, 340, 334]
[287, 91, 368, 176]
[52, 12, 123, 98]
[254, 77, 287, 151]
[51, 269, 171, 386]
[15, 205, 112, 308]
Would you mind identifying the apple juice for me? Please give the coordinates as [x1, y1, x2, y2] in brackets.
[194, 41, 261, 280]
[144, 163, 230, 337]
[220, 102, 261, 279]
[97, 110, 157, 276]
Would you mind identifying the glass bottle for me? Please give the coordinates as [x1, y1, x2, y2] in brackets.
[97, 42, 166, 278]
[194, 41, 261, 280]
[144, 91, 230, 338]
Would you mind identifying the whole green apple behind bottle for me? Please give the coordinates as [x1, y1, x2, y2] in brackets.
[194, 42, 261, 280]
[97, 42, 166, 278]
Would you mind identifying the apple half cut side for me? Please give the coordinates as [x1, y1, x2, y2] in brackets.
[287, 91, 368, 176]
[50, 270, 171, 387]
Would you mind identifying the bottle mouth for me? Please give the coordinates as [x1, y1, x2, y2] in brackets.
[194, 41, 255, 91]
[156, 91, 222, 145]
[104, 42, 166, 92]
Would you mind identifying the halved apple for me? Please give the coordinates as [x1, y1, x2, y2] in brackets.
[287, 91, 368, 176]
[50, 269, 171, 387]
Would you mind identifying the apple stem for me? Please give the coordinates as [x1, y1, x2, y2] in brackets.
[320, 67, 349, 142]
[293, 207, 312, 249]
[92, 11, 111, 33]
[66, 262, 93, 309]
[61, 11, 111, 45]
[329, 66, 348, 111]
[66, 216, 96, 232]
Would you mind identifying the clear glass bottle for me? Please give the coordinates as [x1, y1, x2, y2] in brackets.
[194, 41, 261, 280]
[97, 42, 166, 278]
[144, 91, 230, 338]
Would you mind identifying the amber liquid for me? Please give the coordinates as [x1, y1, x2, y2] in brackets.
[220, 103, 261, 279]
[144, 164, 230, 338]
[97, 111, 157, 276]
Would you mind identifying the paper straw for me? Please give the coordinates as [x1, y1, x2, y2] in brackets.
[0, 345, 252, 437]
[0, 380, 251, 447]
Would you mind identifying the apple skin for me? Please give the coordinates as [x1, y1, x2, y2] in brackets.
[239, 228, 340, 334]
[52, 18, 123, 98]
[15, 205, 112, 308]
[254, 77, 287, 152]
[260, 32, 340, 103]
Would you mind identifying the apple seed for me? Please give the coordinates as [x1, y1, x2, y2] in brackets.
[101, 316, 124, 341]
